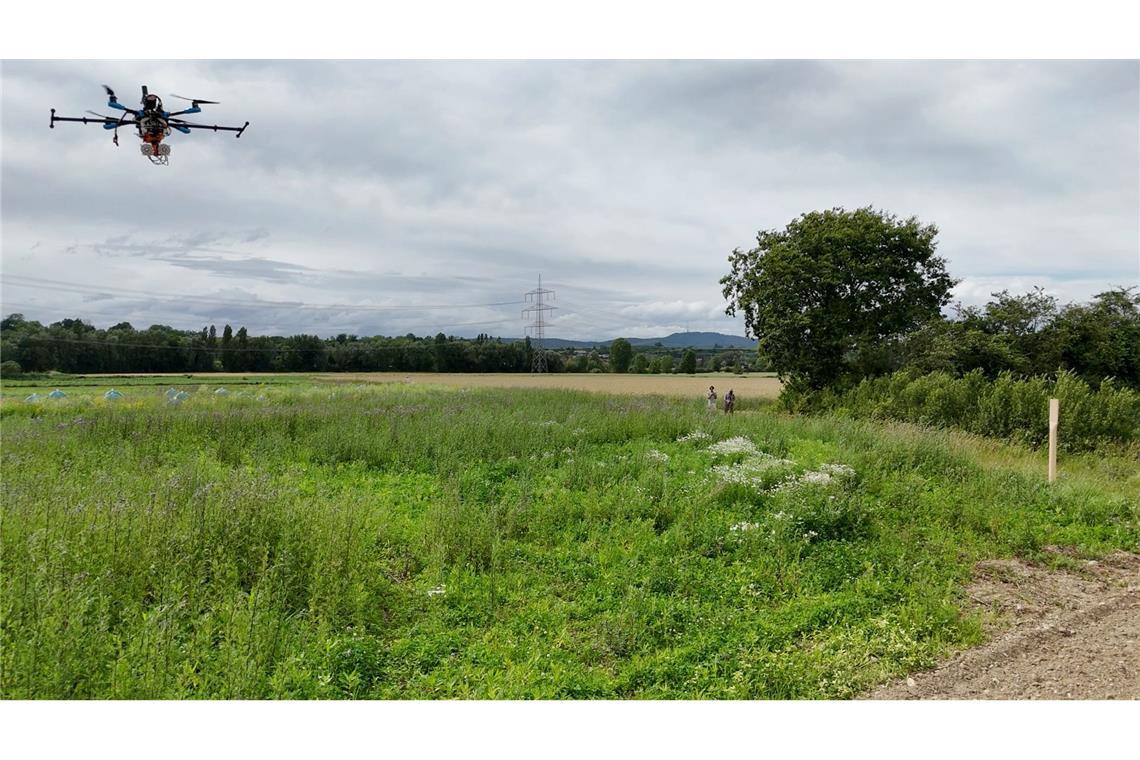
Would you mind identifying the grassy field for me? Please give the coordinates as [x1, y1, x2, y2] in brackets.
[0, 373, 309, 396]
[2, 378, 1136, 698]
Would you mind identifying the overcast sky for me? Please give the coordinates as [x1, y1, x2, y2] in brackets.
[2, 59, 1137, 340]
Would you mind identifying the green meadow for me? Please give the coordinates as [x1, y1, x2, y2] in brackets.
[2, 380, 1136, 698]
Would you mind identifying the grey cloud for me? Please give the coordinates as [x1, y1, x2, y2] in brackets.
[148, 254, 314, 283]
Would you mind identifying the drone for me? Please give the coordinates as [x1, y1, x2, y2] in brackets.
[49, 84, 249, 165]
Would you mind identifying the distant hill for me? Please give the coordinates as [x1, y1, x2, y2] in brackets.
[508, 332, 757, 350]
[628, 332, 757, 349]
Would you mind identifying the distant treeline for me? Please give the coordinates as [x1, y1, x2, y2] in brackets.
[877, 288, 1140, 390]
[0, 318, 760, 376]
[2, 287, 1134, 384]
[0, 321, 541, 374]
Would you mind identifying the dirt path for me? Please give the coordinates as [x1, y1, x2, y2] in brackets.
[870, 550, 1140, 699]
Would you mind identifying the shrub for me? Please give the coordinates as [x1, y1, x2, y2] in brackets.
[791, 369, 1139, 452]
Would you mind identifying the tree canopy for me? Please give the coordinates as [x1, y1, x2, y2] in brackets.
[610, 338, 632, 373]
[680, 348, 697, 374]
[721, 206, 956, 389]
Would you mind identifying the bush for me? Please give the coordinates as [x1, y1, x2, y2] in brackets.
[0, 360, 22, 377]
[789, 369, 1139, 452]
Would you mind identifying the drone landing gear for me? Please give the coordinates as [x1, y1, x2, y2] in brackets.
[140, 142, 171, 166]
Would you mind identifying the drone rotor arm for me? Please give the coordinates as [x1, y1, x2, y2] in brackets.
[170, 120, 250, 138]
[50, 113, 138, 128]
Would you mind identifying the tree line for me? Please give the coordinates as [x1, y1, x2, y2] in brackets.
[0, 321, 545, 375]
[0, 318, 760, 377]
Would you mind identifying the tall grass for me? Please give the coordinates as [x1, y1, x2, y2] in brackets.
[2, 381, 1136, 698]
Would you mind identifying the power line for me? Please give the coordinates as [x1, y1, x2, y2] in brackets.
[1, 274, 525, 312]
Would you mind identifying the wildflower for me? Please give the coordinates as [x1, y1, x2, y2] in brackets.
[707, 436, 759, 455]
[428, 584, 447, 597]
[730, 521, 759, 532]
[767, 467, 845, 494]
[710, 456, 794, 489]
[818, 463, 856, 477]
[676, 430, 711, 443]
[646, 449, 670, 463]
[799, 470, 834, 486]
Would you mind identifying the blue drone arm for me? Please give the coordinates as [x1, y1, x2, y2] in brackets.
[166, 105, 202, 118]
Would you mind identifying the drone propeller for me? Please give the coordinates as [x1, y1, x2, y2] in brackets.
[85, 110, 116, 120]
[170, 94, 220, 106]
[102, 84, 118, 101]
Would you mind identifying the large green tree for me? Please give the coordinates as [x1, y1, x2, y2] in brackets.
[610, 338, 633, 373]
[680, 348, 697, 374]
[721, 207, 956, 389]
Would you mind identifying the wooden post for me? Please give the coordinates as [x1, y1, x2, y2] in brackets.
[1048, 398, 1059, 483]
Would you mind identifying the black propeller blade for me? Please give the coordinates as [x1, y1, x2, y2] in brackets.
[102, 84, 118, 101]
[170, 94, 220, 106]
[85, 110, 117, 120]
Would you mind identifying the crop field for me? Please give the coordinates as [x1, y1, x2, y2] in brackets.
[13, 371, 784, 401]
[1, 379, 1137, 698]
[333, 371, 783, 400]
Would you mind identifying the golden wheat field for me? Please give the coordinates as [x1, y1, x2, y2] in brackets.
[332, 371, 783, 398]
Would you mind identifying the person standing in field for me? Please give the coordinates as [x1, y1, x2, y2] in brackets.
[724, 389, 735, 415]
[706, 385, 717, 411]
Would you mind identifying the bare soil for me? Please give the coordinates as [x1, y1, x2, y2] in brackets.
[870, 549, 1140, 699]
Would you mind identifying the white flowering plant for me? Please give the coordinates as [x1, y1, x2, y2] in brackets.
[706, 436, 760, 456]
[711, 456, 797, 494]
